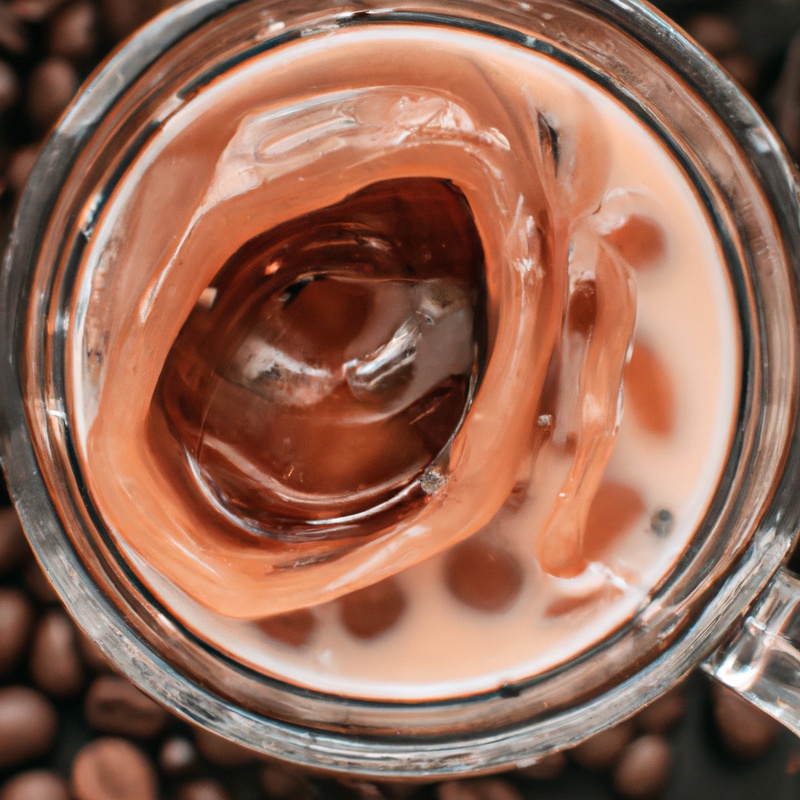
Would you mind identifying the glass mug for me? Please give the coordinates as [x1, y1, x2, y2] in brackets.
[2, 0, 800, 779]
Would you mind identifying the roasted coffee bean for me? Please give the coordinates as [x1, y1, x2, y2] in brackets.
[569, 720, 636, 772]
[338, 577, 407, 640]
[193, 728, 255, 767]
[0, 6, 28, 55]
[77, 630, 112, 672]
[97, 0, 162, 41]
[777, 32, 800, 162]
[259, 763, 316, 800]
[0, 61, 20, 113]
[6, 146, 38, 197]
[341, 781, 418, 800]
[159, 736, 200, 776]
[437, 778, 523, 800]
[612, 735, 671, 799]
[721, 51, 760, 93]
[26, 57, 79, 131]
[47, 1, 97, 62]
[377, 784, 418, 800]
[444, 536, 524, 613]
[0, 589, 34, 676]
[177, 779, 231, 800]
[23, 557, 59, 604]
[71, 738, 158, 800]
[338, 780, 387, 799]
[582, 481, 646, 562]
[256, 608, 316, 648]
[786, 745, 800, 776]
[30, 609, 85, 698]
[602, 214, 667, 272]
[84, 675, 169, 738]
[635, 685, 688, 734]
[624, 341, 676, 437]
[516, 752, 568, 781]
[0, 507, 29, 575]
[342, 781, 417, 800]
[684, 13, 740, 57]
[0, 687, 58, 768]
[10, 0, 68, 22]
[712, 683, 781, 760]
[0, 770, 69, 800]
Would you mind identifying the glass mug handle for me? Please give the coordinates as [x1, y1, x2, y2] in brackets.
[704, 567, 800, 734]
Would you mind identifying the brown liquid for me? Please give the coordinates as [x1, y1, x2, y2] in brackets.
[154, 178, 486, 535]
[145, 158, 634, 602]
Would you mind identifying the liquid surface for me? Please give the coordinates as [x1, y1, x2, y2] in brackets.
[70, 24, 739, 698]
[156, 177, 486, 532]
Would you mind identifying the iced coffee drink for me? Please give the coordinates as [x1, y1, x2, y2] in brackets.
[67, 21, 740, 700]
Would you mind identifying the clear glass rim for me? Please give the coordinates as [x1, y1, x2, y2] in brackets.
[2, 0, 800, 777]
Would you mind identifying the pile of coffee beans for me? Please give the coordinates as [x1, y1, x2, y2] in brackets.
[1, 0, 800, 798]
[0, 0, 177, 226]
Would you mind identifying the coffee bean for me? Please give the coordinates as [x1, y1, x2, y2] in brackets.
[23, 557, 61, 604]
[10, 0, 68, 22]
[7, 146, 38, 197]
[569, 720, 636, 772]
[437, 778, 523, 800]
[635, 685, 687, 734]
[97, 0, 161, 42]
[193, 728, 255, 767]
[516, 752, 567, 780]
[582, 481, 646, 562]
[84, 675, 169, 738]
[721, 51, 760, 93]
[77, 630, 112, 672]
[777, 32, 800, 162]
[0, 61, 20, 113]
[177, 779, 231, 800]
[71, 738, 158, 800]
[0, 687, 58, 768]
[0, 589, 34, 676]
[30, 609, 85, 698]
[612, 735, 671, 799]
[340, 780, 417, 800]
[0, 6, 28, 55]
[377, 784, 418, 800]
[444, 536, 523, 613]
[786, 745, 800, 776]
[256, 608, 316, 648]
[259, 763, 316, 800]
[712, 683, 781, 760]
[338, 577, 407, 640]
[0, 770, 69, 800]
[684, 13, 740, 57]
[47, 1, 97, 62]
[602, 214, 667, 271]
[338, 780, 387, 799]
[26, 57, 79, 131]
[0, 507, 29, 575]
[624, 340, 676, 437]
[159, 737, 199, 776]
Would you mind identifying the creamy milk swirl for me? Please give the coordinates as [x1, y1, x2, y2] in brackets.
[70, 24, 739, 699]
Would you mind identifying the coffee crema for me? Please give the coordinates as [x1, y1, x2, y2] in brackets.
[70, 23, 740, 699]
